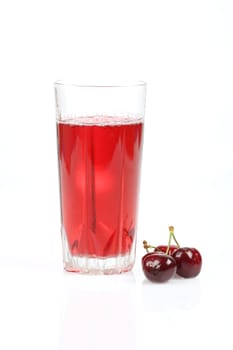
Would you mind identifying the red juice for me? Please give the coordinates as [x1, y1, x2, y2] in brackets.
[57, 116, 143, 259]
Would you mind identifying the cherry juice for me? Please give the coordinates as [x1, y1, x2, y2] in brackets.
[57, 116, 143, 258]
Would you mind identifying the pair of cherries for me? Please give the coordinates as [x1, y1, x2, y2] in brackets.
[142, 226, 202, 282]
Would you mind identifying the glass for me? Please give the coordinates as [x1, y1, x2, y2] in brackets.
[54, 80, 146, 274]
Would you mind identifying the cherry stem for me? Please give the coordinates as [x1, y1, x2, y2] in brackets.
[166, 226, 180, 254]
[143, 240, 149, 253]
[171, 232, 180, 247]
[143, 240, 156, 253]
[165, 231, 173, 255]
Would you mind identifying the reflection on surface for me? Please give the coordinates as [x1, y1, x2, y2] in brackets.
[59, 273, 136, 350]
[142, 276, 201, 312]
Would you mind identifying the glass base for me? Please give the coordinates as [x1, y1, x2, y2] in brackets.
[64, 255, 134, 274]
[61, 226, 136, 274]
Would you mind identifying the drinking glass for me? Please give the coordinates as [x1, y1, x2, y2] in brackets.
[55, 80, 146, 274]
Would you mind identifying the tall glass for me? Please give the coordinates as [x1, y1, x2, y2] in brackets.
[55, 81, 146, 274]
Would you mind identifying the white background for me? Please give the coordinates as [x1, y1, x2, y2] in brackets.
[0, 0, 233, 349]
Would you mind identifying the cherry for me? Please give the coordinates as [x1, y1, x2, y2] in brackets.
[142, 226, 202, 282]
[172, 247, 202, 278]
[142, 252, 177, 283]
[154, 245, 178, 255]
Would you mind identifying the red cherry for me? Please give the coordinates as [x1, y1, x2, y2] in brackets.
[154, 245, 178, 255]
[142, 252, 177, 283]
[172, 247, 202, 278]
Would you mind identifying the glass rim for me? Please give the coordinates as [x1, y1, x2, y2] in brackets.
[54, 80, 146, 88]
